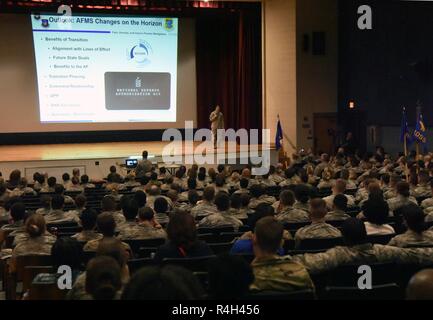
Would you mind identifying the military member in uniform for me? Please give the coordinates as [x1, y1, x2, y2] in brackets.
[72, 208, 102, 243]
[135, 150, 153, 179]
[325, 194, 351, 221]
[294, 199, 342, 247]
[293, 218, 433, 276]
[198, 192, 243, 230]
[387, 181, 418, 212]
[83, 213, 131, 258]
[100, 195, 126, 227]
[191, 186, 218, 219]
[412, 170, 432, 198]
[323, 179, 355, 210]
[275, 190, 309, 223]
[248, 184, 276, 210]
[420, 180, 433, 210]
[44, 195, 79, 224]
[250, 217, 315, 292]
[8, 214, 55, 273]
[388, 204, 433, 248]
[209, 105, 224, 149]
[68, 238, 130, 300]
[293, 184, 311, 213]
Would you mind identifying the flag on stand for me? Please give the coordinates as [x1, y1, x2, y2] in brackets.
[275, 115, 283, 150]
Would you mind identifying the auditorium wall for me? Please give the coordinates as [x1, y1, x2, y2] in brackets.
[296, 0, 338, 150]
[263, 0, 297, 153]
[263, 0, 338, 153]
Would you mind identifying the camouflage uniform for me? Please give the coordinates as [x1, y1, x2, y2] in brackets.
[355, 187, 369, 203]
[258, 179, 277, 188]
[190, 201, 218, 218]
[317, 180, 334, 190]
[250, 256, 315, 292]
[426, 212, 433, 223]
[387, 195, 418, 212]
[1, 220, 24, 232]
[35, 208, 51, 216]
[412, 184, 432, 198]
[67, 271, 126, 300]
[118, 221, 167, 240]
[346, 180, 358, 190]
[13, 232, 56, 247]
[248, 195, 277, 209]
[135, 159, 153, 178]
[83, 236, 131, 253]
[71, 230, 103, 242]
[293, 243, 433, 275]
[325, 209, 351, 221]
[293, 201, 309, 213]
[269, 173, 285, 185]
[275, 206, 310, 223]
[10, 187, 36, 197]
[323, 194, 355, 209]
[0, 207, 8, 223]
[198, 211, 243, 230]
[178, 190, 203, 202]
[233, 188, 250, 196]
[101, 210, 126, 226]
[12, 235, 54, 257]
[384, 188, 397, 200]
[227, 208, 248, 220]
[388, 230, 433, 248]
[44, 210, 79, 224]
[294, 222, 342, 242]
[421, 197, 433, 209]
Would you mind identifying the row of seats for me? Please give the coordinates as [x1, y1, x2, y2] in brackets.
[14, 254, 428, 300]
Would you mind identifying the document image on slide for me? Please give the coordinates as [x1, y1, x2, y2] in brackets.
[31, 14, 178, 123]
[105, 72, 171, 110]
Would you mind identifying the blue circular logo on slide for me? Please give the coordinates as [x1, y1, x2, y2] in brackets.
[128, 40, 152, 65]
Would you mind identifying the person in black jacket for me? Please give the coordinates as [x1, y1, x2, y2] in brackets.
[153, 210, 213, 263]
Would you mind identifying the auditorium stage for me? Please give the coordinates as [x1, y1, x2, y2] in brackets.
[0, 141, 277, 180]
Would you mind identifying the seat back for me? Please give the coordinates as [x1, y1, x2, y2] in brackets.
[298, 237, 344, 250]
[367, 234, 395, 245]
[208, 242, 233, 255]
[28, 274, 68, 300]
[23, 266, 53, 293]
[197, 226, 235, 235]
[127, 258, 155, 275]
[324, 283, 402, 300]
[123, 238, 166, 254]
[15, 255, 53, 283]
[326, 262, 397, 287]
[161, 255, 216, 272]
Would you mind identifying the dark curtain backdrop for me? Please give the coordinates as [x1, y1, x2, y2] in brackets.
[195, 6, 262, 132]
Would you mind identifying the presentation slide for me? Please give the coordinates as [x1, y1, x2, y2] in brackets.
[31, 14, 178, 123]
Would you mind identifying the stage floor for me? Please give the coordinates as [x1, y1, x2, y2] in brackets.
[0, 141, 274, 162]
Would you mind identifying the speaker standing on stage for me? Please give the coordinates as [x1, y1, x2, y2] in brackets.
[209, 105, 224, 148]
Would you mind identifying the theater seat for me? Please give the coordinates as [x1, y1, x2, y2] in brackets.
[161, 255, 216, 272]
[325, 262, 398, 287]
[208, 242, 233, 255]
[127, 258, 155, 275]
[297, 237, 344, 250]
[324, 283, 402, 300]
[197, 226, 235, 235]
[367, 234, 395, 245]
[123, 238, 166, 254]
